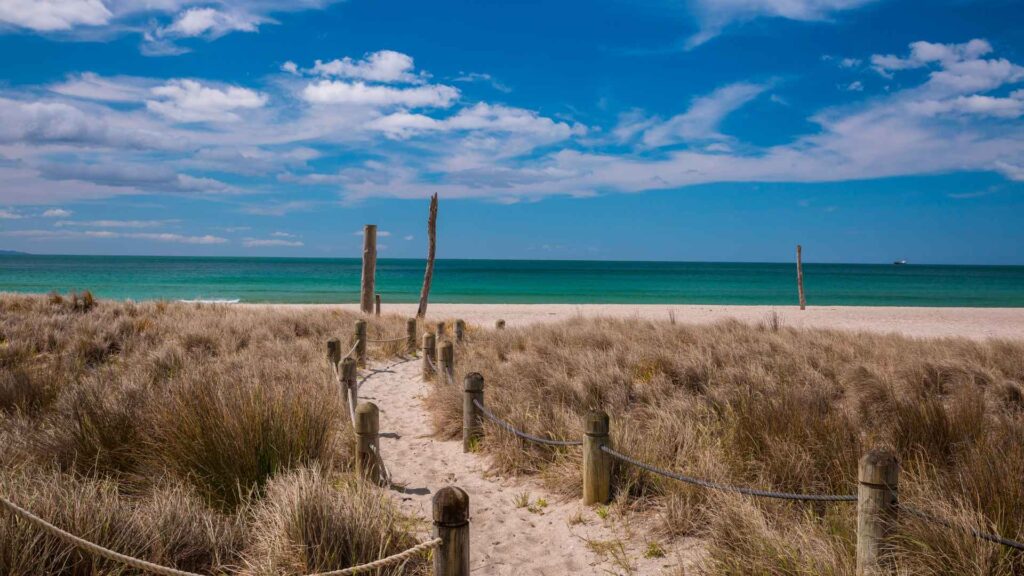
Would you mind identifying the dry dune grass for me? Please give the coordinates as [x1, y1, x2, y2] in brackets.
[0, 293, 427, 575]
[428, 315, 1024, 575]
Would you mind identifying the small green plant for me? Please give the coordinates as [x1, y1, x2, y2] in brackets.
[644, 541, 666, 559]
[527, 496, 548, 514]
[466, 436, 481, 453]
[567, 509, 585, 526]
[595, 505, 610, 520]
[585, 538, 634, 575]
[512, 491, 531, 509]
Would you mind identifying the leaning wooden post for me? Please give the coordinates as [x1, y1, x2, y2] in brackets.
[439, 340, 454, 383]
[463, 372, 484, 452]
[583, 411, 611, 505]
[354, 402, 381, 484]
[857, 449, 899, 576]
[360, 225, 377, 314]
[422, 333, 437, 378]
[374, 293, 381, 316]
[796, 244, 806, 311]
[406, 318, 417, 355]
[340, 357, 358, 423]
[495, 319, 505, 330]
[326, 338, 341, 370]
[353, 320, 367, 366]
[433, 486, 470, 576]
[455, 319, 466, 342]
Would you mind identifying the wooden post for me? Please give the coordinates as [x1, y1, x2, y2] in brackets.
[374, 293, 381, 316]
[354, 402, 381, 484]
[417, 193, 438, 319]
[326, 338, 341, 368]
[433, 486, 470, 576]
[435, 321, 446, 339]
[463, 372, 484, 452]
[857, 449, 899, 576]
[583, 411, 611, 505]
[455, 319, 466, 342]
[360, 225, 377, 314]
[796, 244, 806, 311]
[353, 320, 367, 366]
[495, 319, 505, 330]
[439, 340, 454, 383]
[406, 318, 417, 355]
[423, 333, 436, 378]
[340, 357, 358, 423]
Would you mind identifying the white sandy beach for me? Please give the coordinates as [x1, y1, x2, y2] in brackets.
[246, 303, 1024, 341]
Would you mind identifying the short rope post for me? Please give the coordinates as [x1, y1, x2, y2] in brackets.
[341, 357, 358, 420]
[463, 372, 484, 452]
[435, 321, 446, 339]
[355, 402, 382, 484]
[423, 333, 436, 379]
[406, 318, 417, 355]
[495, 319, 505, 330]
[326, 338, 341, 368]
[583, 411, 611, 505]
[375, 293, 381, 316]
[433, 486, 470, 576]
[439, 340, 454, 382]
[857, 449, 899, 576]
[455, 319, 466, 342]
[354, 319, 367, 366]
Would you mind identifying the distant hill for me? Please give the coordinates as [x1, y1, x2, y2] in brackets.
[0, 249, 29, 255]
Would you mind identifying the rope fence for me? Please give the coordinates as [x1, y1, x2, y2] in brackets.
[473, 399, 583, 447]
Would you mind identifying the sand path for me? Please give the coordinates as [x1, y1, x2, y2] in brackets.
[357, 357, 701, 575]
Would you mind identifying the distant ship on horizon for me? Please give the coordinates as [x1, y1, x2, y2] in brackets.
[893, 259, 908, 265]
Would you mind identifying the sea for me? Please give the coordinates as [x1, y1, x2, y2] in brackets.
[1, 254, 1023, 307]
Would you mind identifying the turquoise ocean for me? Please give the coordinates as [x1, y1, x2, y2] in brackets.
[1, 255, 1023, 307]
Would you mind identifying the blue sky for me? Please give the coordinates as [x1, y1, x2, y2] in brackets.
[0, 0, 1022, 264]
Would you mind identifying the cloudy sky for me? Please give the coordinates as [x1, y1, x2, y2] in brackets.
[0, 0, 1022, 263]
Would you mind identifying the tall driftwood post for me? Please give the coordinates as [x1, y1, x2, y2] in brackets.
[360, 225, 377, 314]
[417, 193, 438, 318]
[796, 244, 806, 310]
[355, 403, 382, 484]
[374, 293, 381, 316]
[406, 318, 417, 355]
[857, 449, 899, 576]
[463, 373, 484, 452]
[340, 357, 358, 424]
[455, 319, 466, 342]
[583, 411, 611, 505]
[423, 333, 437, 378]
[353, 320, 367, 366]
[433, 486, 470, 576]
[326, 338, 341, 370]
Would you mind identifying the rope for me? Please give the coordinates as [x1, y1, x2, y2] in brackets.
[901, 504, 1024, 551]
[600, 446, 857, 502]
[367, 336, 407, 344]
[473, 399, 584, 447]
[369, 443, 394, 488]
[343, 340, 359, 361]
[424, 355, 437, 371]
[0, 494, 440, 575]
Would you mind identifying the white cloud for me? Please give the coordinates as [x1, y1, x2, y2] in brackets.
[685, 0, 877, 48]
[847, 80, 864, 92]
[640, 82, 767, 147]
[302, 81, 459, 108]
[147, 79, 267, 122]
[42, 208, 72, 217]
[0, 208, 22, 219]
[1, 229, 227, 244]
[161, 7, 262, 38]
[271, 231, 296, 237]
[403, 235, 414, 240]
[0, 0, 111, 32]
[281, 61, 299, 75]
[309, 51, 420, 83]
[243, 237, 304, 247]
[55, 219, 173, 228]
[50, 72, 152, 102]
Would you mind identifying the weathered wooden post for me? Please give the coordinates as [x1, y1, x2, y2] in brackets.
[406, 318, 417, 355]
[463, 372, 484, 452]
[353, 320, 367, 366]
[495, 319, 506, 330]
[374, 293, 381, 316]
[433, 486, 470, 576]
[857, 449, 899, 576]
[423, 333, 436, 378]
[455, 319, 466, 342]
[355, 402, 381, 484]
[583, 411, 611, 505]
[439, 340, 454, 383]
[360, 225, 377, 314]
[435, 321, 446, 339]
[340, 357, 358, 423]
[326, 338, 341, 369]
[796, 244, 806, 311]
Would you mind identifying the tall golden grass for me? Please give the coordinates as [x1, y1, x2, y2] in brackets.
[428, 315, 1024, 575]
[0, 293, 426, 575]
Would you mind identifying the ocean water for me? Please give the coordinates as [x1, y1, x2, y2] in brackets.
[1, 255, 1023, 307]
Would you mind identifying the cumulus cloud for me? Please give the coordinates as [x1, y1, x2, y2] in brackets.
[161, 7, 262, 38]
[685, 0, 877, 48]
[1, 229, 227, 244]
[308, 51, 420, 83]
[146, 79, 267, 122]
[243, 237, 304, 247]
[0, 0, 111, 32]
[42, 208, 72, 217]
[55, 219, 173, 228]
[302, 81, 459, 108]
[0, 208, 23, 219]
